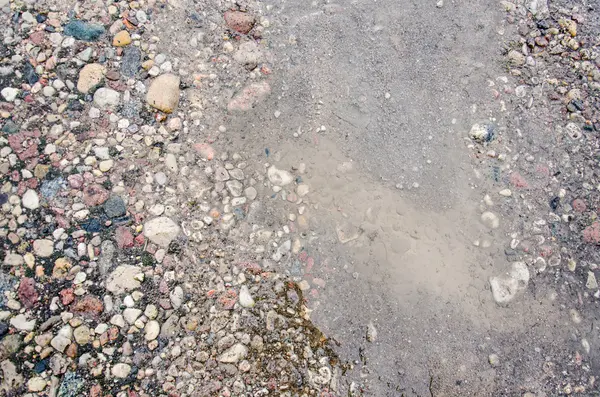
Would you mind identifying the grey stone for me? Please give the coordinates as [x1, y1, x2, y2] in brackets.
[103, 195, 126, 218]
[218, 343, 248, 363]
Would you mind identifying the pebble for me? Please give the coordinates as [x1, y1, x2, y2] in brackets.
[239, 285, 255, 308]
[146, 74, 180, 113]
[111, 363, 131, 378]
[489, 262, 530, 304]
[33, 239, 54, 257]
[145, 320, 160, 341]
[267, 166, 294, 186]
[499, 189, 512, 197]
[218, 343, 248, 363]
[10, 314, 36, 331]
[481, 212, 500, 229]
[22, 189, 40, 209]
[144, 217, 180, 247]
[113, 30, 131, 46]
[93, 87, 120, 108]
[77, 63, 105, 94]
[106, 265, 142, 294]
[1, 87, 19, 102]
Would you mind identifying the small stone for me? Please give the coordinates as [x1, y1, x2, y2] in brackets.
[469, 123, 495, 142]
[508, 50, 525, 66]
[10, 314, 36, 331]
[106, 265, 142, 294]
[366, 322, 377, 342]
[50, 335, 70, 352]
[22, 189, 40, 209]
[228, 81, 271, 112]
[123, 308, 142, 324]
[93, 88, 120, 108]
[64, 20, 105, 41]
[296, 184, 309, 197]
[489, 262, 530, 304]
[481, 212, 500, 229]
[239, 286, 255, 308]
[499, 189, 512, 197]
[1, 87, 19, 102]
[146, 74, 180, 113]
[144, 217, 180, 247]
[586, 271, 598, 290]
[103, 195, 126, 218]
[76, 63, 105, 94]
[28, 377, 46, 392]
[111, 363, 131, 378]
[267, 166, 294, 186]
[224, 10, 255, 34]
[33, 239, 54, 257]
[244, 187, 257, 200]
[73, 326, 90, 345]
[170, 286, 184, 309]
[218, 343, 248, 363]
[145, 320, 160, 341]
[113, 30, 131, 46]
[488, 353, 500, 367]
[226, 180, 243, 197]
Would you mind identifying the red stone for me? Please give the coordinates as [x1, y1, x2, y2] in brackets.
[72, 295, 104, 317]
[218, 290, 237, 310]
[238, 262, 261, 274]
[572, 199, 586, 213]
[68, 174, 84, 189]
[510, 172, 528, 188]
[17, 278, 38, 308]
[82, 184, 109, 206]
[224, 10, 255, 34]
[134, 234, 145, 246]
[115, 226, 134, 249]
[65, 343, 78, 358]
[60, 288, 75, 305]
[583, 222, 600, 244]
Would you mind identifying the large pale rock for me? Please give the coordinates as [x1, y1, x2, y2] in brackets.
[146, 74, 180, 113]
[267, 166, 294, 186]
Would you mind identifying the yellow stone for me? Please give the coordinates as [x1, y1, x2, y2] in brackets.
[34, 164, 50, 179]
[113, 30, 132, 47]
[52, 257, 72, 279]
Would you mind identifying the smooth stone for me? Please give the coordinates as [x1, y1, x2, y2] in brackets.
[22, 189, 40, 209]
[143, 217, 180, 247]
[218, 343, 248, 363]
[146, 74, 180, 113]
[106, 265, 142, 294]
[267, 166, 293, 186]
[93, 87, 120, 108]
[145, 320, 160, 341]
[239, 285, 255, 308]
[111, 363, 131, 378]
[489, 262, 530, 304]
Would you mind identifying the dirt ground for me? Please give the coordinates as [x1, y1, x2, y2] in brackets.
[1, 0, 599, 395]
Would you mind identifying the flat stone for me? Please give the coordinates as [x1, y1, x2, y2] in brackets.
[50, 335, 71, 352]
[227, 81, 271, 112]
[170, 286, 183, 309]
[226, 180, 243, 197]
[103, 195, 126, 218]
[1, 87, 19, 102]
[239, 285, 255, 308]
[73, 326, 90, 345]
[10, 314, 36, 331]
[218, 343, 248, 363]
[267, 166, 294, 186]
[224, 10, 255, 34]
[77, 63, 105, 93]
[113, 30, 131, 46]
[111, 363, 131, 378]
[123, 308, 142, 324]
[481, 212, 500, 229]
[145, 320, 160, 341]
[144, 217, 180, 247]
[33, 239, 54, 257]
[27, 377, 46, 392]
[93, 87, 120, 108]
[22, 189, 40, 209]
[106, 265, 142, 294]
[489, 262, 530, 304]
[146, 74, 180, 113]
[244, 187, 257, 200]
